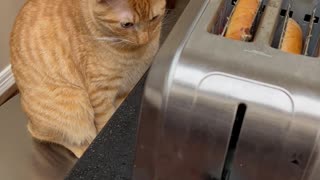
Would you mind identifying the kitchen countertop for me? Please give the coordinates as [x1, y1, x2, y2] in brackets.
[0, 1, 188, 180]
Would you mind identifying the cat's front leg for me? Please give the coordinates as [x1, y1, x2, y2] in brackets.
[89, 88, 117, 132]
[64, 143, 90, 158]
[21, 86, 97, 159]
[92, 91, 130, 132]
[89, 76, 131, 131]
[94, 103, 116, 132]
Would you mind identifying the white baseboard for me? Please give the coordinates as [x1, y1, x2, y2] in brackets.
[0, 65, 15, 96]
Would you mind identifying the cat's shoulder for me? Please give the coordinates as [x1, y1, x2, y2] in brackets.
[16, 0, 68, 21]
[12, 0, 73, 35]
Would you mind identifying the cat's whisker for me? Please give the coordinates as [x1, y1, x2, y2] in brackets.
[81, 35, 133, 44]
[120, 39, 137, 45]
[94, 37, 121, 42]
[94, 37, 137, 45]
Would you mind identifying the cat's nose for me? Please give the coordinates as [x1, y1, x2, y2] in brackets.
[137, 32, 150, 45]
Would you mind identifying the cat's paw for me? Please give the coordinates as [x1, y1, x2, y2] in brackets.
[65, 144, 89, 158]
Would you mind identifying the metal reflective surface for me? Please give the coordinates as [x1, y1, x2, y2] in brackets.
[134, 0, 320, 180]
[0, 95, 77, 180]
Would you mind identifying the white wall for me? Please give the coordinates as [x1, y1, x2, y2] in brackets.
[0, 0, 25, 72]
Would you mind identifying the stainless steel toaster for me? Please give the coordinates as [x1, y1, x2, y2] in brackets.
[133, 0, 320, 179]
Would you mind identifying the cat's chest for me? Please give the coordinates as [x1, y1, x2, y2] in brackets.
[86, 44, 157, 93]
[87, 52, 151, 88]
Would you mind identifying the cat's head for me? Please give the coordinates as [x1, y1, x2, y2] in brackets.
[90, 0, 166, 47]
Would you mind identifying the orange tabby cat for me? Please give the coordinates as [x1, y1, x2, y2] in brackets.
[10, 0, 166, 158]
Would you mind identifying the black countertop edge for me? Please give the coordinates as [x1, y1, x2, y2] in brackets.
[66, 72, 148, 180]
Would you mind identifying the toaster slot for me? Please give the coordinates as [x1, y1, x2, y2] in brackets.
[221, 103, 247, 180]
[211, 0, 268, 42]
[303, 8, 318, 56]
[271, 0, 320, 57]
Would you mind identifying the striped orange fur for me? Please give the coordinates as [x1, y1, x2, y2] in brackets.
[10, 0, 166, 158]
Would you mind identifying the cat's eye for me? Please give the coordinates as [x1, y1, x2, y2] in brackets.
[151, 15, 160, 21]
[121, 22, 134, 28]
